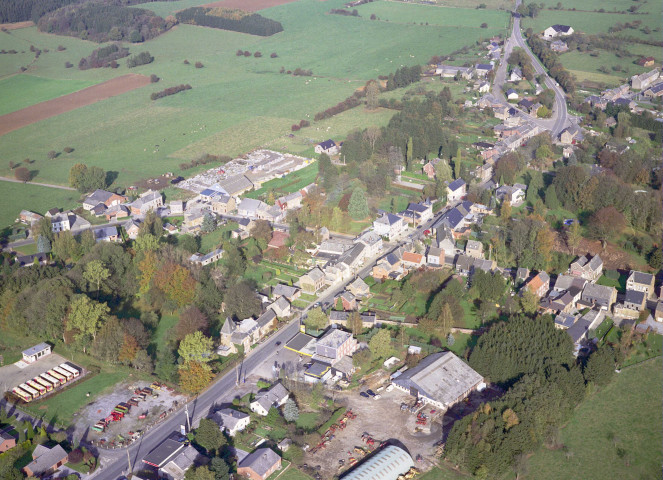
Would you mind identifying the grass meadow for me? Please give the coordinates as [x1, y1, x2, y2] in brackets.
[524, 357, 662, 480]
[0, 75, 95, 116]
[0, 182, 80, 231]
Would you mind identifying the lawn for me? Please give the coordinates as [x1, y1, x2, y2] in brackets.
[525, 357, 662, 480]
[0, 0, 506, 193]
[22, 369, 129, 427]
[622, 334, 663, 368]
[295, 412, 320, 430]
[154, 314, 179, 353]
[277, 468, 314, 480]
[199, 221, 238, 253]
[596, 274, 626, 293]
[0, 182, 80, 232]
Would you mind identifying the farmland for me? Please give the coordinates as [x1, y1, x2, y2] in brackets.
[525, 357, 662, 480]
[0, 0, 507, 203]
[0, 181, 80, 231]
[0, 75, 94, 116]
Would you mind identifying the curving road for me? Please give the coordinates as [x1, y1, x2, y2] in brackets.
[493, 0, 570, 137]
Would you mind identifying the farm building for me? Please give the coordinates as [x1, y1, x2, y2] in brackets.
[392, 351, 485, 410]
[237, 447, 281, 480]
[341, 445, 414, 480]
[216, 174, 254, 197]
[543, 24, 574, 38]
[22, 343, 51, 364]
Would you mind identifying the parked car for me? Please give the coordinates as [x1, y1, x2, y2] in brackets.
[373, 394, 381, 400]
[360, 391, 370, 398]
[366, 389, 376, 397]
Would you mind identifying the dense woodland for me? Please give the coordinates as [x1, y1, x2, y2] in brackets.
[38, 0, 174, 43]
[176, 7, 283, 37]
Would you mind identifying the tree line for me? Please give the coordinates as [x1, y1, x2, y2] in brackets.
[150, 83, 192, 101]
[526, 33, 575, 93]
[0, 0, 77, 23]
[78, 43, 128, 70]
[176, 7, 283, 36]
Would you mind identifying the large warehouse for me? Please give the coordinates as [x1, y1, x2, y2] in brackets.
[341, 445, 414, 480]
[393, 351, 485, 410]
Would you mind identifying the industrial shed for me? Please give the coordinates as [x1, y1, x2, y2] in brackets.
[341, 445, 414, 480]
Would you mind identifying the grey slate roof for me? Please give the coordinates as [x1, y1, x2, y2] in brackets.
[239, 447, 280, 477]
[625, 289, 646, 305]
[257, 308, 277, 327]
[581, 283, 614, 303]
[447, 178, 466, 192]
[215, 408, 250, 431]
[629, 270, 654, 286]
[25, 444, 68, 476]
[566, 318, 591, 343]
[273, 284, 299, 299]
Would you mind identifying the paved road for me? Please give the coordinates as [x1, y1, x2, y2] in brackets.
[0, 176, 76, 191]
[492, 1, 570, 137]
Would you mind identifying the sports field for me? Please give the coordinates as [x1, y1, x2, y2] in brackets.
[525, 357, 662, 480]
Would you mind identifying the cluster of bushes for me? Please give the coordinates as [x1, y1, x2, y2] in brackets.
[236, 49, 277, 58]
[329, 8, 359, 16]
[38, 1, 173, 43]
[176, 7, 283, 36]
[527, 34, 575, 93]
[179, 153, 230, 170]
[291, 119, 310, 131]
[0, 49, 19, 54]
[127, 50, 153, 68]
[78, 43, 128, 70]
[150, 83, 191, 101]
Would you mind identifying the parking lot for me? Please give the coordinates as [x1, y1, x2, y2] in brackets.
[0, 353, 80, 396]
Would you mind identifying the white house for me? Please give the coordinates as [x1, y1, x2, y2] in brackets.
[446, 178, 467, 203]
[314, 140, 339, 155]
[543, 24, 574, 39]
[250, 383, 289, 416]
[373, 213, 407, 240]
[214, 408, 250, 437]
[506, 89, 519, 100]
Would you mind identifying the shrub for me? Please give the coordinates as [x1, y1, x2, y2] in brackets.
[68, 449, 84, 464]
[150, 74, 160, 83]
[291, 124, 300, 131]
[63, 147, 74, 153]
[14, 166, 31, 182]
[299, 119, 310, 128]
[195, 61, 203, 68]
[481, 22, 488, 28]
[109, 60, 118, 68]
[127, 51, 154, 68]
[47, 150, 57, 159]
[270, 52, 277, 58]
[65, 61, 73, 68]
[8, 161, 15, 169]
[57, 45, 66, 51]
[183, 59, 190, 64]
[175, 7, 283, 36]
[254, 51, 261, 57]
[150, 84, 192, 101]
[236, 49, 244, 56]
[243, 50, 251, 57]
[79, 44, 128, 70]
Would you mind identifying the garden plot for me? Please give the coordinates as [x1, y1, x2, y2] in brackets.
[76, 380, 187, 447]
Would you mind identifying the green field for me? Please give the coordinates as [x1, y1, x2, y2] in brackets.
[0, 75, 95, 115]
[245, 162, 319, 200]
[0, 0, 506, 198]
[525, 357, 662, 480]
[0, 182, 80, 232]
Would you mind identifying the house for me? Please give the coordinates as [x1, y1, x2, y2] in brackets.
[478, 81, 490, 93]
[94, 226, 119, 243]
[436, 223, 456, 255]
[130, 190, 163, 215]
[550, 40, 568, 52]
[250, 383, 289, 416]
[655, 301, 663, 322]
[372, 250, 404, 281]
[643, 82, 663, 98]
[525, 271, 550, 297]
[189, 248, 223, 266]
[269, 296, 291, 317]
[22, 343, 52, 364]
[143, 434, 186, 470]
[272, 284, 301, 302]
[446, 178, 467, 203]
[268, 231, 289, 250]
[83, 190, 127, 211]
[357, 231, 383, 258]
[329, 311, 377, 329]
[19, 210, 43, 225]
[626, 270, 655, 298]
[581, 283, 617, 310]
[455, 254, 473, 276]
[200, 188, 223, 203]
[404, 201, 433, 225]
[475, 63, 493, 77]
[506, 89, 519, 100]
[463, 240, 482, 259]
[315, 139, 339, 155]
[124, 219, 141, 239]
[631, 69, 660, 90]
[237, 448, 282, 480]
[347, 277, 370, 297]
[554, 274, 587, 293]
[169, 200, 184, 215]
[529, 102, 543, 116]
[392, 351, 484, 410]
[509, 67, 522, 82]
[300, 267, 326, 293]
[214, 408, 250, 436]
[624, 290, 646, 311]
[516, 267, 530, 284]
[373, 212, 407, 240]
[423, 158, 439, 179]
[495, 183, 527, 206]
[568, 254, 603, 282]
[612, 97, 636, 110]
[636, 56, 655, 67]
[559, 124, 583, 145]
[237, 198, 268, 218]
[211, 195, 236, 214]
[401, 251, 425, 269]
[0, 431, 16, 453]
[50, 212, 71, 232]
[427, 246, 443, 265]
[160, 445, 203, 480]
[216, 174, 254, 196]
[105, 204, 130, 221]
[276, 191, 303, 211]
[436, 64, 474, 79]
[554, 312, 577, 330]
[472, 258, 496, 274]
[23, 444, 68, 478]
[566, 309, 605, 354]
[183, 210, 207, 231]
[15, 252, 50, 267]
[543, 24, 574, 38]
[340, 291, 357, 311]
[314, 328, 357, 364]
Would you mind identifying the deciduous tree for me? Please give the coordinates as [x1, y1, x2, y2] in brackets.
[178, 331, 213, 363]
[589, 206, 625, 245]
[83, 259, 110, 297]
[305, 307, 328, 331]
[154, 262, 196, 308]
[67, 295, 110, 348]
[14, 166, 31, 182]
[369, 329, 392, 359]
[179, 360, 214, 394]
[195, 418, 227, 453]
[176, 306, 209, 340]
[348, 188, 369, 220]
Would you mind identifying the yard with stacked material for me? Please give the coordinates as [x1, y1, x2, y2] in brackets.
[0, 0, 506, 225]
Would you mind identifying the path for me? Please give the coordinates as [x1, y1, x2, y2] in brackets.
[0, 176, 76, 190]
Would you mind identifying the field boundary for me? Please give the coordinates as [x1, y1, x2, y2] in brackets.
[0, 74, 151, 137]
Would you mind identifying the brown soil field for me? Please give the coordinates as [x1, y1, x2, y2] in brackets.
[0, 21, 35, 30]
[0, 73, 151, 137]
[202, 0, 299, 11]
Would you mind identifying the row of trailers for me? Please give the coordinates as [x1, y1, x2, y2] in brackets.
[11, 363, 81, 403]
